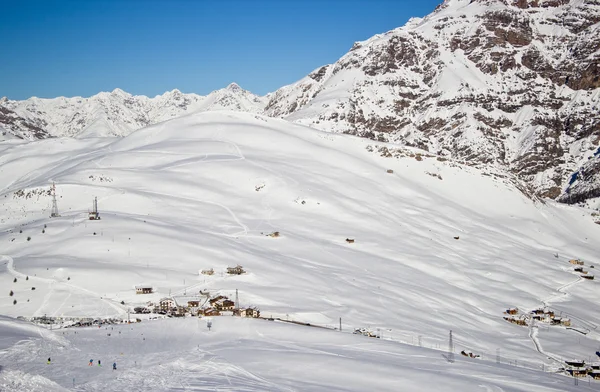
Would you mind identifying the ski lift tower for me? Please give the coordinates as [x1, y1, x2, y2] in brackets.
[88, 197, 101, 220]
[50, 182, 60, 218]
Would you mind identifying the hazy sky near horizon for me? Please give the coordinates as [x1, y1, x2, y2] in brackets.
[2, 0, 442, 100]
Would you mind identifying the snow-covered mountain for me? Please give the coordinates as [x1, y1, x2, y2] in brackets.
[0, 83, 266, 139]
[0, 111, 599, 389]
[1, 0, 598, 205]
[265, 0, 600, 204]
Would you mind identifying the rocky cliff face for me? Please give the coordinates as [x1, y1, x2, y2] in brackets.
[265, 0, 600, 204]
[0, 83, 266, 139]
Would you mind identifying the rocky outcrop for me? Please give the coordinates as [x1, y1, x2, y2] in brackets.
[265, 0, 600, 203]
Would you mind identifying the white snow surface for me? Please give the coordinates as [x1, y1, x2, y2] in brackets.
[1, 316, 597, 391]
[1, 83, 266, 139]
[0, 111, 599, 390]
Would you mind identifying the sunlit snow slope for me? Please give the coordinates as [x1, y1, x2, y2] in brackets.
[1, 111, 599, 376]
[1, 317, 597, 392]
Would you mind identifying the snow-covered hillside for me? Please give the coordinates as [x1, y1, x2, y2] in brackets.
[1, 316, 597, 391]
[265, 0, 600, 204]
[1, 112, 600, 390]
[0, 83, 266, 139]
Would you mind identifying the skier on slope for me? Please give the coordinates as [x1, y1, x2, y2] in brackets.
[113, 362, 117, 371]
[89, 359, 93, 366]
[47, 357, 51, 365]
[98, 359, 102, 367]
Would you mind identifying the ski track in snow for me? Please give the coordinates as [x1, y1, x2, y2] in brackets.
[2, 255, 126, 318]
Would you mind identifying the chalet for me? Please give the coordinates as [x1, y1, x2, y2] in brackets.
[227, 265, 245, 275]
[346, 238, 355, 244]
[574, 267, 584, 273]
[135, 285, 153, 294]
[582, 275, 595, 280]
[504, 317, 527, 326]
[187, 300, 200, 308]
[506, 308, 518, 315]
[531, 309, 545, 315]
[561, 318, 572, 327]
[159, 297, 176, 311]
[387, 169, 394, 174]
[551, 317, 563, 325]
[200, 268, 214, 276]
[589, 371, 600, 380]
[565, 360, 586, 368]
[203, 308, 220, 317]
[569, 259, 584, 265]
[221, 300, 235, 311]
[567, 369, 588, 378]
[237, 307, 260, 318]
[209, 295, 227, 306]
[544, 310, 555, 318]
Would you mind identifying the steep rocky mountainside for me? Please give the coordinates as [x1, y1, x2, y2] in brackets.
[265, 0, 600, 204]
[0, 83, 266, 139]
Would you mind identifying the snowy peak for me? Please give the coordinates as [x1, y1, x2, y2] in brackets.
[264, 0, 600, 204]
[225, 82, 243, 92]
[0, 85, 267, 139]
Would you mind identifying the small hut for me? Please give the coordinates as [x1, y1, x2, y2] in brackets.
[135, 285, 153, 294]
[227, 265, 245, 275]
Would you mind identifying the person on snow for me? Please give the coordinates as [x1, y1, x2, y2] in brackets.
[98, 359, 102, 367]
[47, 357, 51, 365]
[89, 359, 93, 366]
[112, 362, 117, 371]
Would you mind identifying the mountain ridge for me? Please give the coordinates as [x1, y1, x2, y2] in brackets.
[1, 0, 598, 206]
[0, 83, 267, 140]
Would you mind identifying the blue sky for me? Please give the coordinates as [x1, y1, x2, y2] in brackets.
[1, 0, 442, 100]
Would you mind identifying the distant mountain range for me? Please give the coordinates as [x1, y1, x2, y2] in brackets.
[1, 0, 598, 205]
[0, 83, 266, 140]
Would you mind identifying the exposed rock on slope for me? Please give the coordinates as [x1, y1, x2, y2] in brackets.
[265, 0, 600, 203]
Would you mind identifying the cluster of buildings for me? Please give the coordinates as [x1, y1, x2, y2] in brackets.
[199, 265, 246, 276]
[569, 258, 595, 280]
[502, 307, 571, 327]
[565, 360, 600, 379]
[133, 291, 259, 319]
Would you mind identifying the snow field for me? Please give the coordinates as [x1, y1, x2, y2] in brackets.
[0, 111, 599, 389]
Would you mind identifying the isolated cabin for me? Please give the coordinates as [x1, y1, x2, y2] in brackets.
[135, 285, 153, 294]
[506, 308, 518, 315]
[226, 265, 245, 275]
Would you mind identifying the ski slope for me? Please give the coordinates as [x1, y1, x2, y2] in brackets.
[1, 316, 597, 392]
[0, 111, 599, 389]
